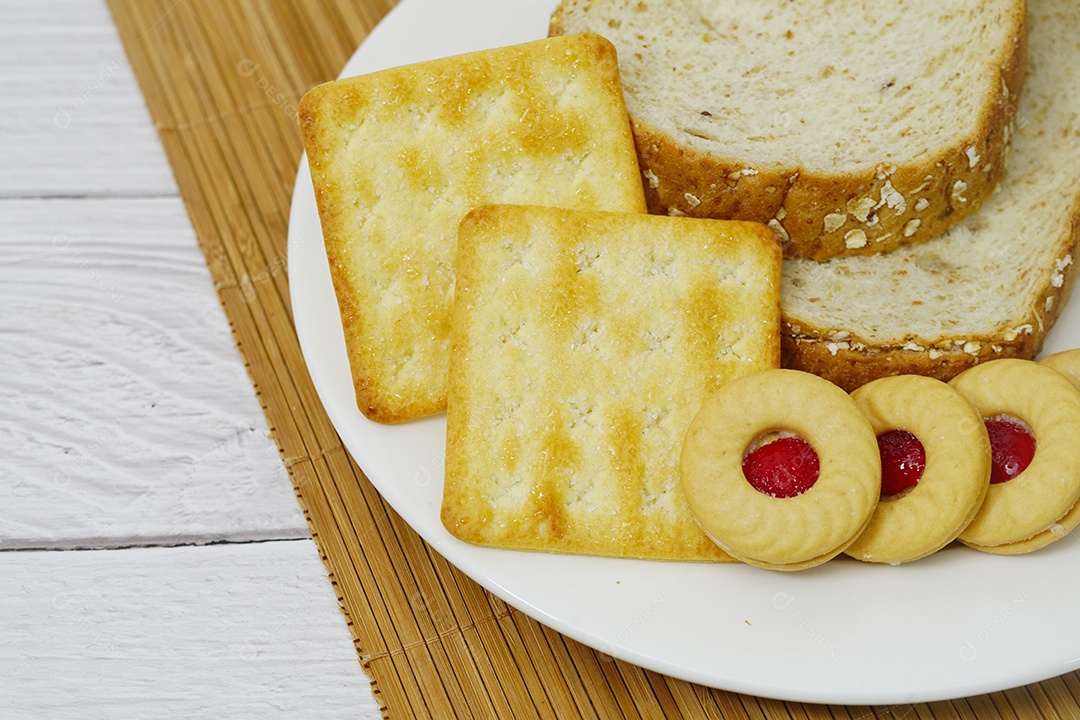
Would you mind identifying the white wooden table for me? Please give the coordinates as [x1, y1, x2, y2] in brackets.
[1, 2, 382, 716]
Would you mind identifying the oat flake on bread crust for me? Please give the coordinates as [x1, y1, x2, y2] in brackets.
[781, 0, 1080, 391]
[550, 0, 1027, 261]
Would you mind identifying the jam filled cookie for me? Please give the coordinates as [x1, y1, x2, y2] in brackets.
[680, 369, 880, 571]
[950, 359, 1080, 554]
[1040, 348, 1080, 389]
[845, 375, 991, 564]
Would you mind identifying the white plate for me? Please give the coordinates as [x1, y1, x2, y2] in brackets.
[287, 0, 1080, 704]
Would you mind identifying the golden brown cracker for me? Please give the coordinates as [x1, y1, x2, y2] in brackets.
[443, 205, 781, 561]
[299, 34, 646, 423]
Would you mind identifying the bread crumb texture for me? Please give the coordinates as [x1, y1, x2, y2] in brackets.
[298, 34, 646, 422]
[443, 206, 781, 560]
[781, 0, 1080, 390]
[551, 0, 1026, 259]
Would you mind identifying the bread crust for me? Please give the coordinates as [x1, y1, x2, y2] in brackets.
[551, 2, 1028, 262]
[781, 197, 1080, 391]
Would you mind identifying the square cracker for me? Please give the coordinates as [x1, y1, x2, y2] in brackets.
[443, 205, 782, 561]
[298, 34, 647, 423]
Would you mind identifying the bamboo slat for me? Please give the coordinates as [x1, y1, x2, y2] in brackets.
[104, 1, 1080, 718]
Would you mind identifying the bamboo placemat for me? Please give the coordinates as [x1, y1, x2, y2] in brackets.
[106, 1, 1080, 718]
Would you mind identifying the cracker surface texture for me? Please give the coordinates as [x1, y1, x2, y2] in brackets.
[298, 34, 646, 423]
[443, 205, 781, 561]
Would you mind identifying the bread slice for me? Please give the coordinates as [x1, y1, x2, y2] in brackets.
[442, 205, 781, 561]
[298, 34, 647, 423]
[550, 0, 1026, 261]
[781, 0, 1080, 391]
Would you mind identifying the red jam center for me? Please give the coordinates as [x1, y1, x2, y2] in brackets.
[877, 430, 926, 498]
[985, 419, 1036, 484]
[742, 436, 820, 498]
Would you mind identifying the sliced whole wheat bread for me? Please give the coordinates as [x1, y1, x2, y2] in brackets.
[781, 0, 1080, 390]
[550, 0, 1027, 261]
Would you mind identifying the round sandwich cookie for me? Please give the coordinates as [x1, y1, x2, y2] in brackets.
[680, 369, 880, 571]
[950, 359, 1080, 554]
[1039, 348, 1080, 388]
[844, 375, 991, 564]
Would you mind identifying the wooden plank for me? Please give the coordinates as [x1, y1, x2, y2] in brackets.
[0, 539, 379, 718]
[0, 0, 175, 197]
[0, 197, 306, 549]
[121, 0, 342, 462]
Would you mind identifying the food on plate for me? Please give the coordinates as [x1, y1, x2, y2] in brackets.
[298, 33, 647, 423]
[1039, 348, 1080, 389]
[781, 0, 1080, 391]
[441, 205, 781, 561]
[845, 375, 991, 564]
[949, 359, 1080, 554]
[549, 0, 1026, 261]
[680, 369, 880, 570]
[299, 0, 1080, 570]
